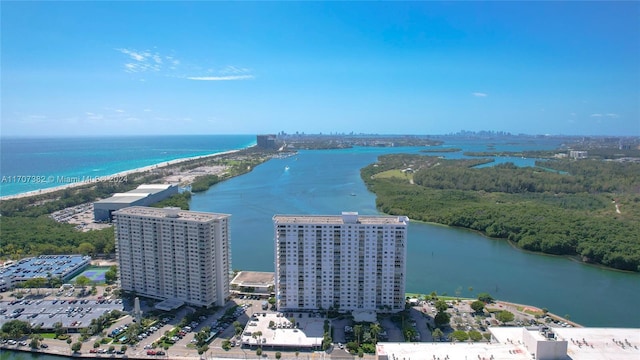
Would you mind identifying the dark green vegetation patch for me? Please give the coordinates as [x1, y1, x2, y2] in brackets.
[362, 154, 640, 272]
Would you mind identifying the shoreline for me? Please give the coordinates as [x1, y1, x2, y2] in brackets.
[0, 148, 248, 201]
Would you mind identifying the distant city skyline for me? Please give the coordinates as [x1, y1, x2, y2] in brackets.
[2, 2, 639, 137]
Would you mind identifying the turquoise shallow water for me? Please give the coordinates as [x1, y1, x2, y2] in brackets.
[0, 135, 255, 196]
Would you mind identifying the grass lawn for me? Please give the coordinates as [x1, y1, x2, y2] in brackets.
[373, 169, 413, 182]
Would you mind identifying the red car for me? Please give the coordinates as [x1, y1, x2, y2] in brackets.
[90, 349, 98, 353]
[147, 350, 156, 355]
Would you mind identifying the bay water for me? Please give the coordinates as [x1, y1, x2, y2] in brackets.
[190, 145, 640, 328]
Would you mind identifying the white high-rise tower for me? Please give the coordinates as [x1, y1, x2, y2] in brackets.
[274, 211, 409, 313]
[114, 206, 231, 307]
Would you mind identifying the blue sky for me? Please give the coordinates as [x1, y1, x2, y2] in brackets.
[2, 1, 638, 136]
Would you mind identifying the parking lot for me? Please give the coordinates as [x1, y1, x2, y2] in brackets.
[0, 297, 123, 329]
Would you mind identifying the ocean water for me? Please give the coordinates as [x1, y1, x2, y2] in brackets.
[0, 135, 255, 197]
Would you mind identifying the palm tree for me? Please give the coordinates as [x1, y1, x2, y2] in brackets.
[255, 330, 263, 347]
[369, 323, 381, 344]
[353, 325, 363, 347]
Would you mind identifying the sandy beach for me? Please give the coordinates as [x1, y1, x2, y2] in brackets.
[0, 149, 244, 201]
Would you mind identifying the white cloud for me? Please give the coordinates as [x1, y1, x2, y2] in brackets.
[116, 48, 163, 73]
[187, 75, 254, 81]
[116, 48, 253, 81]
[590, 113, 618, 118]
[118, 48, 146, 62]
[472, 92, 488, 97]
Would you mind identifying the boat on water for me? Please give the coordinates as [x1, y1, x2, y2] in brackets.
[285, 166, 290, 171]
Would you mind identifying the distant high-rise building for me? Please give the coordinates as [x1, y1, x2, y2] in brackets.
[114, 206, 231, 307]
[256, 134, 278, 149]
[274, 211, 409, 313]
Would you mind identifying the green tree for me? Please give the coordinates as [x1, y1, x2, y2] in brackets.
[275, 352, 282, 359]
[93, 341, 100, 348]
[496, 310, 515, 324]
[1, 320, 32, 339]
[77, 242, 96, 256]
[369, 323, 381, 344]
[221, 339, 231, 351]
[22, 277, 46, 294]
[435, 300, 448, 313]
[403, 327, 416, 342]
[450, 330, 469, 342]
[71, 341, 82, 353]
[29, 334, 42, 349]
[434, 312, 450, 328]
[104, 266, 118, 284]
[120, 345, 127, 352]
[470, 300, 485, 313]
[53, 321, 65, 337]
[431, 328, 444, 341]
[468, 330, 483, 342]
[197, 345, 209, 355]
[477, 293, 494, 303]
[353, 324, 363, 346]
[74, 275, 91, 289]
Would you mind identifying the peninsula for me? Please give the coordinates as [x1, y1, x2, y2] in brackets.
[361, 152, 640, 272]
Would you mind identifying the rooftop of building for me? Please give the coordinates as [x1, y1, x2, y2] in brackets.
[94, 184, 176, 204]
[274, 211, 409, 225]
[95, 194, 149, 204]
[376, 327, 640, 360]
[231, 271, 274, 288]
[113, 206, 229, 222]
[241, 312, 324, 348]
[0, 255, 90, 282]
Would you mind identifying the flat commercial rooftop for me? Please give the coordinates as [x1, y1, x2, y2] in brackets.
[0, 255, 90, 281]
[376, 327, 640, 360]
[231, 271, 274, 288]
[241, 312, 324, 349]
[95, 194, 148, 204]
[94, 184, 176, 204]
[377, 341, 532, 360]
[273, 214, 409, 225]
[114, 206, 229, 222]
[553, 327, 640, 360]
